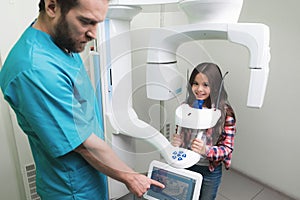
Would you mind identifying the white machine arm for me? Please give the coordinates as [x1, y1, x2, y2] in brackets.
[227, 23, 270, 107]
[98, 5, 202, 169]
[146, 22, 270, 108]
[110, 106, 202, 168]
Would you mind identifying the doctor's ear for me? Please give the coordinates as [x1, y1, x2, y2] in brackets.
[44, 0, 59, 18]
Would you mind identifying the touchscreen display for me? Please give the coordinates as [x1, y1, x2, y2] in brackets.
[147, 167, 196, 200]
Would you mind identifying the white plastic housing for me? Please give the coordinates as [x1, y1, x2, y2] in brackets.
[179, 0, 244, 23]
[110, 107, 202, 168]
[146, 23, 270, 108]
[175, 104, 221, 129]
[147, 62, 183, 100]
[109, 0, 179, 5]
[99, 5, 202, 171]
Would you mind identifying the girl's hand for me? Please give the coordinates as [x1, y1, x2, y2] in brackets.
[191, 138, 206, 155]
[171, 134, 182, 147]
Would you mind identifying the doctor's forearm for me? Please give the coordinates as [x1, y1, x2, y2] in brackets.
[74, 133, 135, 182]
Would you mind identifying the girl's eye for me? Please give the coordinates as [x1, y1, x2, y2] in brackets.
[192, 81, 198, 86]
[204, 82, 209, 87]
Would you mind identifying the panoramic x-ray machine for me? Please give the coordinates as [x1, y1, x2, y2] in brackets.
[91, 0, 270, 198]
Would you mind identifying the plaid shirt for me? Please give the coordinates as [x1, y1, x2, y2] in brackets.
[206, 115, 236, 171]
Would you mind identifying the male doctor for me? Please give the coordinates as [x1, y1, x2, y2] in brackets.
[0, 0, 164, 199]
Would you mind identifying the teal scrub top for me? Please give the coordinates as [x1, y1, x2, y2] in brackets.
[0, 25, 108, 199]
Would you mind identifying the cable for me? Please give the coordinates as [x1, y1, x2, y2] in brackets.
[215, 71, 229, 109]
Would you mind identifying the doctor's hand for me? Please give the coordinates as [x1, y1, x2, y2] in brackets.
[171, 134, 182, 147]
[124, 172, 165, 198]
[191, 138, 206, 155]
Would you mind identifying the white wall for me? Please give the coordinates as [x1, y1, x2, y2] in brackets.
[0, 89, 24, 200]
[0, 1, 39, 200]
[228, 0, 300, 198]
[0, 0, 39, 59]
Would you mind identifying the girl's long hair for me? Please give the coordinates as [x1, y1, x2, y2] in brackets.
[186, 62, 233, 144]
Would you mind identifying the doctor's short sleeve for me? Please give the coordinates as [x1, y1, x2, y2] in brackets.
[4, 66, 101, 158]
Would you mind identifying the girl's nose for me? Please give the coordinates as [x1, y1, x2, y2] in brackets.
[197, 85, 203, 92]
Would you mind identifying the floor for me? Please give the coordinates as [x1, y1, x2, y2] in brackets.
[117, 169, 294, 200]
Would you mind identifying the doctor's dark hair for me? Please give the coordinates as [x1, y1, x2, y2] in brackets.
[186, 62, 234, 143]
[38, 0, 79, 16]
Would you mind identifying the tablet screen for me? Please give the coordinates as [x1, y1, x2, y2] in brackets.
[147, 166, 196, 200]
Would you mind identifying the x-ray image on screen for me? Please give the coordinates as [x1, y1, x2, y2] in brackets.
[147, 167, 196, 200]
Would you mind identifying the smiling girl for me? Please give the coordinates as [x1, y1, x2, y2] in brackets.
[171, 62, 236, 200]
